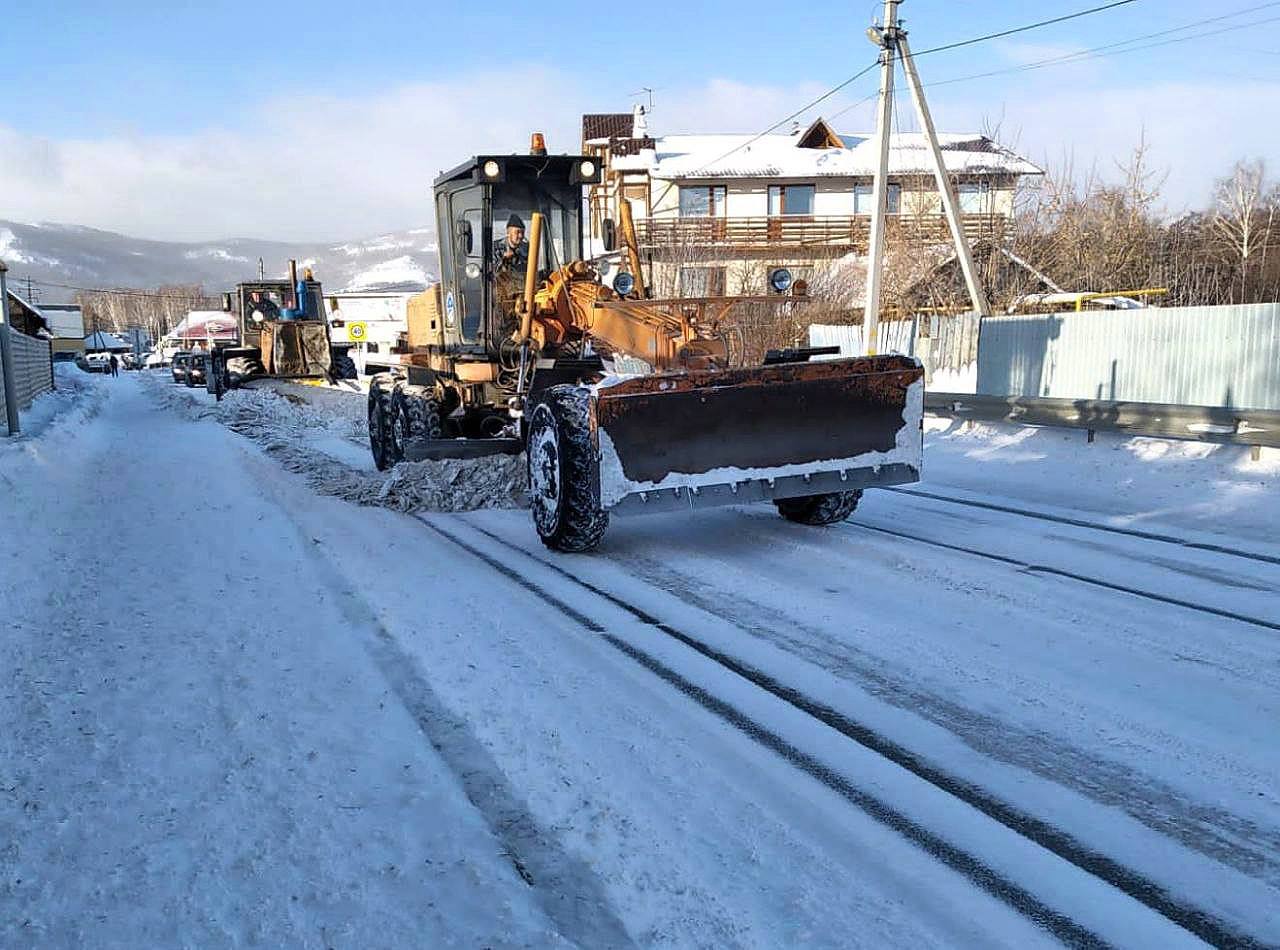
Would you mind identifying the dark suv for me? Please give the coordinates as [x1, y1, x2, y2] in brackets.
[185, 352, 208, 387]
[171, 352, 192, 383]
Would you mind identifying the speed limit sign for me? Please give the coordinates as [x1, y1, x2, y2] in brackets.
[347, 321, 368, 343]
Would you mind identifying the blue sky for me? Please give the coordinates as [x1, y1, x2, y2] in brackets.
[2, 0, 1278, 239]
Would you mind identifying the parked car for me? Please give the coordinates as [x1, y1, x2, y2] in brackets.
[171, 352, 192, 383]
[79, 352, 112, 374]
[185, 352, 208, 387]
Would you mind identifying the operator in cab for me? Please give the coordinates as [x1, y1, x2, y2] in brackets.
[492, 214, 532, 336]
[493, 214, 530, 275]
[248, 290, 280, 323]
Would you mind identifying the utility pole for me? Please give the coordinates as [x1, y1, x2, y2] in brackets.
[898, 31, 991, 317]
[862, 0, 899, 357]
[862, 0, 992, 356]
[22, 275, 38, 304]
[0, 260, 22, 436]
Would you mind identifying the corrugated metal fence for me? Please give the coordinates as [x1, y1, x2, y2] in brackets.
[810, 313, 981, 385]
[813, 303, 1280, 411]
[1, 331, 55, 433]
[976, 303, 1280, 410]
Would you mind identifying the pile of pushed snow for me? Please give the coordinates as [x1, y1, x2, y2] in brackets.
[147, 379, 527, 513]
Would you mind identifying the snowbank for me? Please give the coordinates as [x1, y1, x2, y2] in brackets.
[1, 362, 107, 447]
[147, 378, 527, 513]
[922, 415, 1280, 542]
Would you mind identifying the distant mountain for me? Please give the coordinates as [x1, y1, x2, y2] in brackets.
[0, 221, 438, 303]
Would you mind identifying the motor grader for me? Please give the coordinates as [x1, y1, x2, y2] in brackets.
[209, 260, 357, 395]
[367, 135, 924, 551]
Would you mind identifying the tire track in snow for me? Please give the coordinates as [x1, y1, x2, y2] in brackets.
[421, 517, 1226, 949]
[888, 487, 1280, 567]
[564, 540, 1280, 885]
[852, 522, 1280, 634]
[244, 451, 637, 950]
[431, 517, 1266, 950]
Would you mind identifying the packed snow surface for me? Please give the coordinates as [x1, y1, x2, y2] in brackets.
[3, 371, 1278, 947]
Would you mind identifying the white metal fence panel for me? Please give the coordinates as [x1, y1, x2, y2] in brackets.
[809, 313, 981, 391]
[976, 303, 1280, 410]
[11, 331, 54, 407]
[1, 331, 54, 431]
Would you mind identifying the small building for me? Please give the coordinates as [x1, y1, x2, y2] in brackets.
[324, 291, 415, 375]
[4, 289, 51, 339]
[39, 304, 87, 361]
[83, 330, 131, 353]
[583, 109, 1042, 298]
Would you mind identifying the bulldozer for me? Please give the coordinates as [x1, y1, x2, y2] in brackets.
[367, 134, 924, 551]
[210, 260, 357, 393]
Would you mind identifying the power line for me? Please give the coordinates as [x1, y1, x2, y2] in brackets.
[691, 0, 1152, 175]
[912, 11, 1280, 94]
[23, 277, 218, 301]
[827, 1, 1280, 124]
[689, 60, 881, 174]
[909, 0, 1144, 58]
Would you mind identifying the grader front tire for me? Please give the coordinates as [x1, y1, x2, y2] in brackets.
[526, 386, 608, 553]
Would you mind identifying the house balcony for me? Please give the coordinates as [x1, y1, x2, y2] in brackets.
[634, 213, 1008, 253]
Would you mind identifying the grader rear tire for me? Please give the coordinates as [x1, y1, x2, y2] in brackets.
[775, 490, 863, 525]
[393, 384, 444, 449]
[527, 386, 608, 553]
[368, 374, 398, 471]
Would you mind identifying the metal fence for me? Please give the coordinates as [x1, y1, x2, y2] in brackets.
[0, 331, 54, 433]
[809, 312, 981, 386]
[975, 302, 1280, 410]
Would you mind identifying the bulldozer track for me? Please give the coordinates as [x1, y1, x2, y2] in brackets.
[852, 521, 1280, 635]
[415, 514, 1259, 949]
[887, 487, 1280, 568]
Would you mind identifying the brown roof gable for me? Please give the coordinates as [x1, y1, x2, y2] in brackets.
[796, 117, 843, 149]
[582, 113, 634, 145]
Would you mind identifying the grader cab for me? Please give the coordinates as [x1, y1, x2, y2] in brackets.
[366, 135, 924, 551]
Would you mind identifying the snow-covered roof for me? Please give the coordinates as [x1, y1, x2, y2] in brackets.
[84, 330, 130, 351]
[637, 124, 1041, 181]
[40, 304, 85, 339]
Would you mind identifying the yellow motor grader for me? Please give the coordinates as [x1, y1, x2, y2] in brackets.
[367, 135, 924, 551]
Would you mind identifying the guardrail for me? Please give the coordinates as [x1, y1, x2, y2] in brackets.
[925, 392, 1280, 456]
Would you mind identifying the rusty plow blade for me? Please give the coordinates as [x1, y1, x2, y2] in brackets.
[591, 355, 924, 514]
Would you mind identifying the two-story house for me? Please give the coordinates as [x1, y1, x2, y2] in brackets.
[582, 108, 1041, 301]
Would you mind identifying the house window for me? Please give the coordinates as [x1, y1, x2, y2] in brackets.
[853, 183, 901, 214]
[679, 266, 726, 297]
[767, 184, 816, 216]
[679, 185, 727, 217]
[957, 181, 991, 213]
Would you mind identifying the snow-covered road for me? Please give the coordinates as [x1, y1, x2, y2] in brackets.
[3, 372, 1277, 948]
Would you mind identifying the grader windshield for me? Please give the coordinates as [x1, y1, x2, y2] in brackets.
[435, 153, 591, 350]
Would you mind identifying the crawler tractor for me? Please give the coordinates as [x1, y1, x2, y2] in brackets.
[367, 135, 924, 551]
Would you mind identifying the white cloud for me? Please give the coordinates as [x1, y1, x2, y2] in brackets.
[2, 68, 1277, 242]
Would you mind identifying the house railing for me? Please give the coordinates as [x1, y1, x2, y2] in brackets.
[635, 213, 1008, 251]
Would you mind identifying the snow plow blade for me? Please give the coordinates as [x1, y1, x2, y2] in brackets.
[403, 437, 523, 462]
[592, 355, 924, 514]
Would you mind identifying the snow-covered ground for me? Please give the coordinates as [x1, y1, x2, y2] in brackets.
[3, 371, 1277, 948]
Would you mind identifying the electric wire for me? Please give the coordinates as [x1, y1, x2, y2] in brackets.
[690, 0, 1156, 176]
[827, 1, 1280, 125]
[907, 0, 1143, 58]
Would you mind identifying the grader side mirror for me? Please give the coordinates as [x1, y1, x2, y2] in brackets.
[456, 219, 473, 256]
[221, 292, 232, 312]
[602, 218, 617, 253]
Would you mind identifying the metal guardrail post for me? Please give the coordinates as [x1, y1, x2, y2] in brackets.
[0, 260, 22, 436]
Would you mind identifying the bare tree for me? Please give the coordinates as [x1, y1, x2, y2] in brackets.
[1211, 158, 1277, 300]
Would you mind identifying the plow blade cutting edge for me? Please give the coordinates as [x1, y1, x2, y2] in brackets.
[591, 355, 925, 514]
